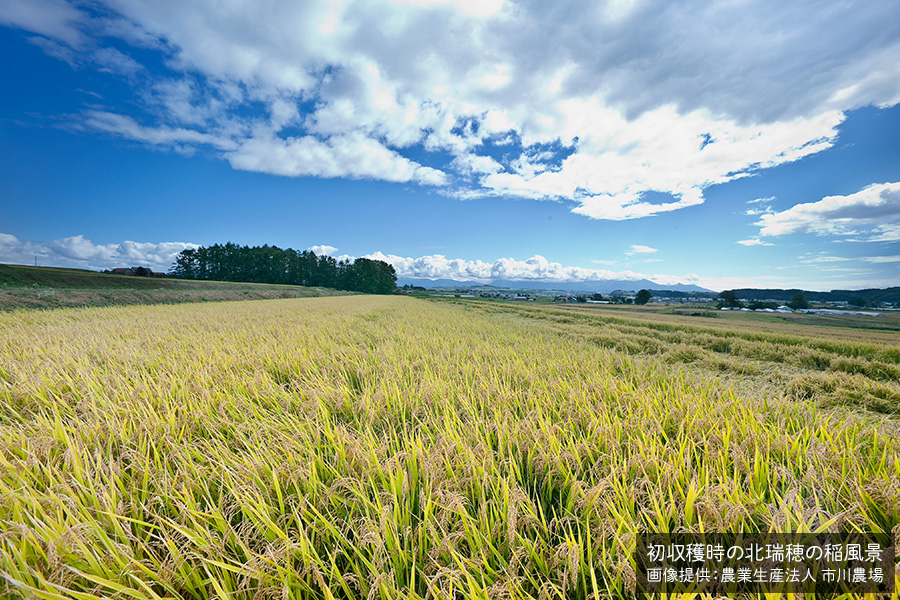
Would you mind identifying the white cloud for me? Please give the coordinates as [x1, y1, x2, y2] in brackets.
[0, 0, 85, 47]
[226, 131, 447, 185]
[0, 233, 199, 272]
[799, 254, 853, 264]
[856, 223, 900, 243]
[627, 244, 658, 254]
[5, 232, 893, 292]
[92, 47, 143, 76]
[361, 247, 894, 291]
[83, 110, 237, 151]
[756, 181, 900, 238]
[27, 35, 78, 65]
[736, 238, 774, 246]
[5, 0, 900, 218]
[481, 105, 843, 219]
[743, 198, 776, 216]
[817, 267, 872, 273]
[861, 255, 900, 264]
[389, 0, 505, 19]
[794, 254, 900, 265]
[364, 250, 695, 286]
[307, 245, 338, 256]
[369, 250, 894, 290]
[452, 153, 504, 177]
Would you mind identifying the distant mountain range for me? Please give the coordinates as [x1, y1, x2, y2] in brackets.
[396, 277, 714, 294]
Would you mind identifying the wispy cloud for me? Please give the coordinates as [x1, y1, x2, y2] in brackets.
[0, 0, 85, 47]
[743, 205, 775, 216]
[626, 245, 658, 255]
[799, 254, 853, 264]
[83, 111, 237, 152]
[852, 223, 900, 243]
[861, 255, 900, 263]
[736, 238, 774, 246]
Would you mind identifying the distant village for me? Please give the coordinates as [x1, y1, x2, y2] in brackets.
[406, 284, 898, 315]
[110, 270, 897, 314]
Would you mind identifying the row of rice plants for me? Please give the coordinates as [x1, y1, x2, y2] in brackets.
[462, 301, 900, 413]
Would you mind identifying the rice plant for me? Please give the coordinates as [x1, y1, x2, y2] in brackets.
[0, 296, 897, 599]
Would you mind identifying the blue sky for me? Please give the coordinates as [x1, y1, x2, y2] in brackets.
[1, 0, 899, 291]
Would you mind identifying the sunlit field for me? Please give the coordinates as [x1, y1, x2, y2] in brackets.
[1, 296, 898, 599]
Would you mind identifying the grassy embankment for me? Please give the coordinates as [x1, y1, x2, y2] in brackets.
[0, 295, 897, 599]
[0, 264, 350, 311]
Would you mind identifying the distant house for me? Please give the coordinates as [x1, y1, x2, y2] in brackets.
[111, 267, 136, 275]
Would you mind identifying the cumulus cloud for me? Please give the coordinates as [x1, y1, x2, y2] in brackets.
[6, 232, 891, 291]
[364, 250, 697, 286]
[756, 181, 900, 239]
[4, 0, 900, 217]
[307, 244, 338, 256]
[0, 233, 198, 272]
[362, 248, 898, 290]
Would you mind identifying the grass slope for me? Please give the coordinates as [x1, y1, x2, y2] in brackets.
[0, 296, 897, 599]
[0, 264, 350, 310]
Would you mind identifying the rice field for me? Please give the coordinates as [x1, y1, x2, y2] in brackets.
[1, 295, 898, 599]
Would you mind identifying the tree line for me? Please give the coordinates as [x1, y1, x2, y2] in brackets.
[719, 290, 809, 309]
[169, 243, 397, 294]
